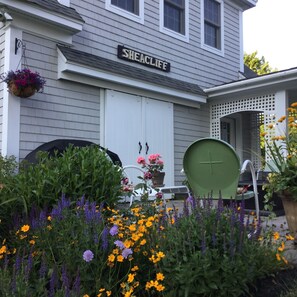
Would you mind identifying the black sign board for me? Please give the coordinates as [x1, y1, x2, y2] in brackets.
[117, 45, 170, 72]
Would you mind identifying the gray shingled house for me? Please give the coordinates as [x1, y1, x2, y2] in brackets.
[1, 0, 297, 188]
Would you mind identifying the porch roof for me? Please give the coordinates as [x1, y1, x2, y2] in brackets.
[205, 67, 297, 100]
[57, 45, 207, 104]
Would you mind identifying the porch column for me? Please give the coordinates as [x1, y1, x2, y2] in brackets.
[1, 26, 22, 160]
[274, 90, 288, 137]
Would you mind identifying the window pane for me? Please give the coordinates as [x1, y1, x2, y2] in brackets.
[204, 0, 220, 25]
[111, 0, 138, 14]
[204, 23, 216, 48]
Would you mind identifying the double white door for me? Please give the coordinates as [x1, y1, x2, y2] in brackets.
[104, 90, 174, 186]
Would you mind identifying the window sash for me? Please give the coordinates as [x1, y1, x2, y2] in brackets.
[204, 0, 221, 49]
[111, 0, 139, 15]
[164, 0, 185, 34]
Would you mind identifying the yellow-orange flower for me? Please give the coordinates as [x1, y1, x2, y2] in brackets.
[108, 254, 115, 262]
[277, 116, 286, 123]
[117, 255, 124, 262]
[131, 265, 139, 271]
[127, 273, 135, 283]
[128, 224, 136, 232]
[140, 239, 146, 245]
[0, 245, 7, 254]
[156, 272, 165, 281]
[273, 232, 280, 240]
[286, 234, 295, 240]
[276, 253, 281, 261]
[21, 224, 30, 232]
[291, 102, 297, 107]
[278, 241, 285, 252]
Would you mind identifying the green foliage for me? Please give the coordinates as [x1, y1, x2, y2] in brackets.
[159, 199, 283, 297]
[244, 51, 277, 75]
[0, 145, 123, 227]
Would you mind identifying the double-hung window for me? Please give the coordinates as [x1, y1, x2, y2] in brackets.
[106, 0, 144, 23]
[164, 0, 185, 34]
[160, 0, 189, 42]
[202, 0, 224, 54]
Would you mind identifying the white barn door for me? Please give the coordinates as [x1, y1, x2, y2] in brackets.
[105, 90, 174, 186]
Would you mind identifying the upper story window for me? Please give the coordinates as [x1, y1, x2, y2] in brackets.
[106, 0, 144, 24]
[201, 0, 224, 55]
[164, 0, 185, 34]
[160, 0, 189, 42]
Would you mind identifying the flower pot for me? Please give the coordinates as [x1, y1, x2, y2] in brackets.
[279, 191, 297, 240]
[8, 81, 36, 98]
[152, 171, 165, 187]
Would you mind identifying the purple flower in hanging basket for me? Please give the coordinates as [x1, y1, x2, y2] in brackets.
[1, 68, 46, 97]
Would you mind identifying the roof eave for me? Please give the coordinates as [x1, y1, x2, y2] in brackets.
[57, 48, 207, 107]
[0, 0, 84, 33]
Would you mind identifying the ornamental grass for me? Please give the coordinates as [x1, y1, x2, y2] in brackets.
[0, 195, 293, 297]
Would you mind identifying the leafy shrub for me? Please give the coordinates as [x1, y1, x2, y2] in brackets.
[0, 145, 123, 213]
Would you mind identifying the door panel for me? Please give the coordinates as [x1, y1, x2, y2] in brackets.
[105, 90, 143, 173]
[105, 90, 174, 187]
[144, 98, 174, 186]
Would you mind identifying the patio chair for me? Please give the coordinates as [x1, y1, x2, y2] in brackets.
[183, 138, 259, 218]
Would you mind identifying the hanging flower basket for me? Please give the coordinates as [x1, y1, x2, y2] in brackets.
[1, 68, 46, 98]
[8, 81, 36, 98]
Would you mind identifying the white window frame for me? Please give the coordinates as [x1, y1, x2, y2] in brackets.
[201, 0, 224, 56]
[160, 0, 189, 42]
[106, 0, 144, 24]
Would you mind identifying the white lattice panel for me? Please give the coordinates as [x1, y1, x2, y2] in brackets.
[211, 94, 276, 139]
[210, 94, 276, 170]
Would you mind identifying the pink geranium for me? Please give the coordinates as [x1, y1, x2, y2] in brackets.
[136, 153, 164, 175]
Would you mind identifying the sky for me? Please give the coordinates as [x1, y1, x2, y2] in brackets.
[243, 0, 297, 71]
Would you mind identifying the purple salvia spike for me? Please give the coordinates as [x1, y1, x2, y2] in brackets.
[72, 269, 81, 296]
[62, 264, 70, 297]
[101, 226, 109, 251]
[25, 248, 33, 282]
[39, 253, 47, 278]
[49, 267, 58, 297]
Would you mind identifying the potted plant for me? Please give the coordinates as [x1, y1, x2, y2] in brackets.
[262, 102, 297, 240]
[137, 153, 165, 187]
[1, 68, 46, 98]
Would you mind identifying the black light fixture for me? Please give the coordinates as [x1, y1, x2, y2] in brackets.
[15, 38, 24, 55]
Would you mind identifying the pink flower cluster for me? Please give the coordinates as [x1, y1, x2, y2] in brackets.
[2, 68, 46, 92]
[137, 153, 164, 176]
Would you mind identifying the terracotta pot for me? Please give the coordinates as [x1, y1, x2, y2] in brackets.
[152, 171, 165, 187]
[279, 191, 297, 239]
[8, 81, 36, 98]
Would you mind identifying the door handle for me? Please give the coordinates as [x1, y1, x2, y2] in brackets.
[145, 142, 149, 154]
[138, 141, 142, 154]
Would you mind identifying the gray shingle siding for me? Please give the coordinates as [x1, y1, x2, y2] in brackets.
[70, 0, 241, 89]
[19, 32, 100, 159]
[174, 103, 210, 185]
